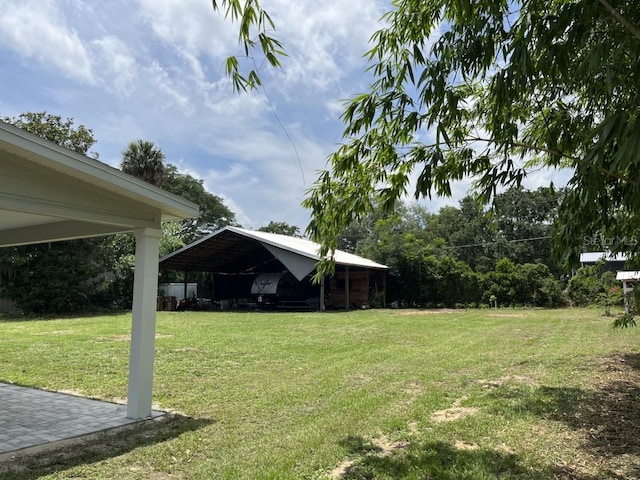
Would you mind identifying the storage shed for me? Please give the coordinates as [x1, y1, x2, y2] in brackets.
[159, 226, 388, 310]
[616, 270, 640, 314]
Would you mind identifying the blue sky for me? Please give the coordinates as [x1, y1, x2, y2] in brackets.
[0, 1, 566, 231]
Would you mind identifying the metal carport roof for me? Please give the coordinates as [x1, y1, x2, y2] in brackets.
[159, 226, 388, 280]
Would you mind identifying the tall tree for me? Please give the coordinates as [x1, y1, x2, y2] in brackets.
[490, 187, 564, 271]
[258, 221, 301, 237]
[1, 112, 97, 157]
[211, 1, 640, 276]
[162, 164, 236, 243]
[120, 140, 166, 187]
[304, 0, 640, 274]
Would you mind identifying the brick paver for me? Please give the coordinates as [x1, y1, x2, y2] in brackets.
[0, 383, 163, 457]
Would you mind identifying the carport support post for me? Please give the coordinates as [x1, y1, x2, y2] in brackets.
[345, 266, 350, 310]
[127, 227, 162, 419]
[320, 276, 325, 312]
[183, 270, 189, 302]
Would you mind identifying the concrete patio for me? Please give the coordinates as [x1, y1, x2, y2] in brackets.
[0, 383, 164, 462]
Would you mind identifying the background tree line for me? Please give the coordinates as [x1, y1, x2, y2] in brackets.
[339, 190, 621, 309]
[0, 113, 623, 314]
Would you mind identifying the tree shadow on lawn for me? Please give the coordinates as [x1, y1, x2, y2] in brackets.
[484, 352, 640, 478]
[0, 414, 214, 480]
[335, 354, 640, 480]
[494, 353, 640, 456]
[336, 435, 605, 480]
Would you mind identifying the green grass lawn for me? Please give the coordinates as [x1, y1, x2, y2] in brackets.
[1, 308, 639, 479]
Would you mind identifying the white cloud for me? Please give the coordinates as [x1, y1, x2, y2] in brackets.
[90, 36, 137, 95]
[0, 0, 94, 82]
[137, 0, 237, 59]
[0, 0, 393, 231]
[266, 0, 386, 90]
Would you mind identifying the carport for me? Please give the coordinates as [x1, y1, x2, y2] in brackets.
[0, 121, 199, 419]
[159, 226, 388, 310]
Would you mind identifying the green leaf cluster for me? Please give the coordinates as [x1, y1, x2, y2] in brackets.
[1, 112, 98, 158]
[212, 0, 286, 91]
[297, 0, 640, 277]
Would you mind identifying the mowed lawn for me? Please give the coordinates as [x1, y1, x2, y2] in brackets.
[1, 308, 639, 479]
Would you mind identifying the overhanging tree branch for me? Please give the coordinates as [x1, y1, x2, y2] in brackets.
[466, 136, 637, 186]
[598, 0, 640, 41]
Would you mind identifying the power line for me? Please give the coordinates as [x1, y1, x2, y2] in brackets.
[441, 235, 551, 250]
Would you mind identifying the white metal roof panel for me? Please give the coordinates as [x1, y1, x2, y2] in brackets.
[580, 251, 629, 263]
[616, 271, 640, 281]
[226, 226, 388, 270]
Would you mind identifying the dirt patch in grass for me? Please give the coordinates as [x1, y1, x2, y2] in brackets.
[329, 434, 410, 479]
[431, 394, 480, 423]
[394, 309, 457, 315]
[372, 434, 410, 455]
[328, 458, 356, 480]
[431, 406, 479, 423]
[453, 440, 479, 451]
[486, 313, 528, 318]
[477, 375, 537, 389]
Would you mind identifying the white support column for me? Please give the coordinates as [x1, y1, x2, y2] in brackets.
[127, 227, 162, 419]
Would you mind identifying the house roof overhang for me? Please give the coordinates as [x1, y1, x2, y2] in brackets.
[0, 121, 199, 247]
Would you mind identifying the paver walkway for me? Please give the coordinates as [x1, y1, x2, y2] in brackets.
[0, 383, 163, 460]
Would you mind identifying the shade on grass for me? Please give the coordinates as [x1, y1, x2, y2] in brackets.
[1, 308, 639, 479]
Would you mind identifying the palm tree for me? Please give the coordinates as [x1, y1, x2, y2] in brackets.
[120, 140, 166, 187]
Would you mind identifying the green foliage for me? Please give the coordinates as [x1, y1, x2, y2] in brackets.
[295, 0, 640, 277]
[258, 221, 301, 237]
[212, 0, 286, 92]
[163, 164, 236, 243]
[339, 193, 567, 308]
[1, 111, 97, 157]
[481, 260, 566, 308]
[120, 142, 237, 243]
[120, 139, 166, 187]
[566, 262, 622, 310]
[491, 187, 564, 272]
[0, 241, 101, 314]
[613, 313, 637, 328]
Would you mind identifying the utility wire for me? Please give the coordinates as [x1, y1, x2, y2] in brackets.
[440, 235, 551, 250]
[251, 56, 306, 185]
